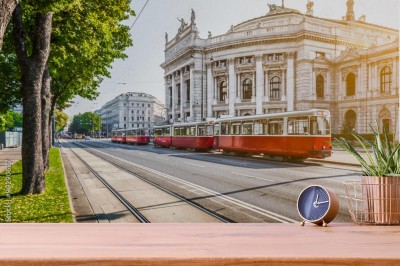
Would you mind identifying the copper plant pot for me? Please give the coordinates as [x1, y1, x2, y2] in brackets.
[362, 176, 400, 225]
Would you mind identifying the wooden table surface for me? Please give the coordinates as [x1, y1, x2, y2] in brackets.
[0, 223, 399, 265]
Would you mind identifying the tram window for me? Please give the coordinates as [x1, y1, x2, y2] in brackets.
[179, 127, 185, 136]
[214, 124, 221, 135]
[221, 123, 229, 135]
[253, 120, 266, 135]
[268, 118, 283, 135]
[190, 127, 196, 136]
[231, 123, 241, 135]
[198, 126, 206, 136]
[185, 127, 191, 136]
[154, 129, 162, 136]
[164, 128, 170, 136]
[174, 128, 180, 136]
[288, 117, 309, 135]
[242, 123, 253, 135]
[310, 116, 330, 135]
[206, 125, 214, 136]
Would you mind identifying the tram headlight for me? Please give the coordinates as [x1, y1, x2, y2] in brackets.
[322, 145, 326, 150]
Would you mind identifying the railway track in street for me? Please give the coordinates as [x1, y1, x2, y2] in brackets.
[62, 141, 233, 223]
[69, 140, 299, 223]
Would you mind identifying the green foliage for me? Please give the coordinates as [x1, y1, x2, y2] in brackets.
[50, 0, 135, 108]
[69, 112, 101, 134]
[334, 119, 400, 176]
[55, 109, 68, 132]
[0, 110, 20, 131]
[0, 0, 134, 110]
[0, 148, 73, 222]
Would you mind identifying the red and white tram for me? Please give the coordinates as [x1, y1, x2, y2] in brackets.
[213, 109, 331, 159]
[126, 128, 150, 145]
[154, 122, 214, 150]
[111, 129, 126, 143]
[153, 125, 172, 148]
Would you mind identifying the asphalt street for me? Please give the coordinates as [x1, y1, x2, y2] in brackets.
[70, 139, 360, 223]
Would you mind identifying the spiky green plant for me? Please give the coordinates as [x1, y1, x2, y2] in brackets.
[334, 119, 400, 177]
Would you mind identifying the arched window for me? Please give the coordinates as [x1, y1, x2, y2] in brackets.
[380, 66, 392, 93]
[219, 81, 227, 101]
[316, 75, 324, 98]
[346, 73, 356, 96]
[270, 76, 281, 100]
[379, 109, 391, 133]
[242, 79, 252, 100]
[343, 110, 357, 133]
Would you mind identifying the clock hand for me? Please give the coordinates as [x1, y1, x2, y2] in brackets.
[313, 194, 319, 207]
[317, 200, 329, 204]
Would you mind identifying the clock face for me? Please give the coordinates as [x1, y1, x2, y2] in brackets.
[297, 186, 330, 222]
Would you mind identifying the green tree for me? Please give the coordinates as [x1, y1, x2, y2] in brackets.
[0, 110, 19, 131]
[0, 0, 134, 194]
[70, 112, 101, 135]
[55, 109, 68, 132]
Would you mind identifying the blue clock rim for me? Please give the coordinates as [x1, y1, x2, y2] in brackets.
[297, 185, 332, 222]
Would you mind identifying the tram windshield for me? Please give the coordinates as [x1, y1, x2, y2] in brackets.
[310, 116, 330, 135]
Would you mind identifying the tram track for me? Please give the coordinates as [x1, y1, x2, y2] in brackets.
[70, 140, 298, 223]
[62, 141, 233, 223]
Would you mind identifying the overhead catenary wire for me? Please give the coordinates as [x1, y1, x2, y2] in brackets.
[130, 0, 150, 30]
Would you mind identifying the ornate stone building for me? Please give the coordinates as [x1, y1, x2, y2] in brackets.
[99, 92, 164, 135]
[161, 1, 399, 137]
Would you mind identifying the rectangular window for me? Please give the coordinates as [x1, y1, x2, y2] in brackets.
[231, 123, 241, 135]
[254, 120, 263, 135]
[268, 118, 283, 135]
[179, 127, 185, 136]
[174, 127, 180, 136]
[310, 116, 330, 135]
[197, 126, 206, 136]
[206, 125, 214, 136]
[288, 117, 309, 135]
[190, 127, 196, 136]
[242, 123, 253, 135]
[221, 123, 229, 135]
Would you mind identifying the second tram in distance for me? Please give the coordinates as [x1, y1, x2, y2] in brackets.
[154, 109, 332, 160]
[111, 128, 150, 145]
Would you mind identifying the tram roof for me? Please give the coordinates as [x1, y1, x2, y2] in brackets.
[216, 109, 330, 123]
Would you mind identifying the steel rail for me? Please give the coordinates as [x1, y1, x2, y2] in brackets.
[62, 142, 150, 223]
[71, 141, 233, 223]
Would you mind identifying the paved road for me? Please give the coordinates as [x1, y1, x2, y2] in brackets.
[70, 139, 361, 223]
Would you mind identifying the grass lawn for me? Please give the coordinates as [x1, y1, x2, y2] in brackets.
[0, 148, 73, 222]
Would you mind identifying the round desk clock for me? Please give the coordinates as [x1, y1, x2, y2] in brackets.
[297, 185, 339, 227]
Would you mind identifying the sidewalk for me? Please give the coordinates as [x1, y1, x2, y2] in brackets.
[0, 147, 21, 172]
[308, 148, 366, 167]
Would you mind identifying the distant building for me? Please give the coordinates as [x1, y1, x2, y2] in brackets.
[98, 92, 164, 135]
[161, 1, 399, 138]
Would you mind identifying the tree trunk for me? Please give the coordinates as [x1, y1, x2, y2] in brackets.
[13, 4, 53, 194]
[41, 66, 51, 171]
[0, 0, 18, 49]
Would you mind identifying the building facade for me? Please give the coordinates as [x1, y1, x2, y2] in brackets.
[99, 92, 164, 135]
[161, 1, 399, 138]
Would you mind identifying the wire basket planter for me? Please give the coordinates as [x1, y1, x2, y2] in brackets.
[344, 179, 400, 225]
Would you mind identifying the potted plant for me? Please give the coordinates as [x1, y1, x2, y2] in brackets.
[334, 120, 400, 225]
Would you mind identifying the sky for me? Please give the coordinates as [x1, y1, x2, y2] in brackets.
[66, 0, 400, 116]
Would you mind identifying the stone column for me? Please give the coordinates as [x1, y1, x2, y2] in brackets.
[281, 69, 286, 101]
[367, 63, 372, 96]
[164, 76, 169, 120]
[311, 68, 316, 100]
[180, 69, 184, 121]
[326, 70, 331, 101]
[255, 55, 264, 114]
[392, 58, 397, 95]
[251, 72, 256, 102]
[189, 67, 194, 120]
[286, 52, 295, 111]
[264, 70, 269, 102]
[373, 63, 378, 96]
[206, 62, 213, 118]
[236, 73, 241, 101]
[228, 58, 236, 116]
[172, 74, 176, 121]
